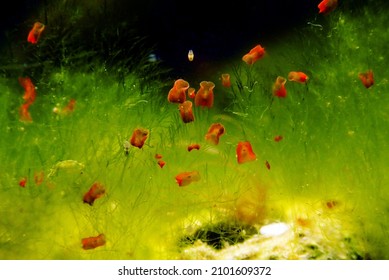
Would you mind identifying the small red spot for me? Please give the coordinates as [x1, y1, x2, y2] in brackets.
[175, 171, 200, 187]
[221, 73, 231, 87]
[179, 100, 195, 123]
[195, 81, 215, 108]
[81, 234, 106, 250]
[236, 141, 256, 164]
[27, 22, 45, 44]
[187, 143, 200, 152]
[358, 70, 374, 89]
[318, 0, 338, 15]
[242, 44, 266, 65]
[326, 200, 338, 209]
[265, 160, 270, 170]
[273, 76, 287, 98]
[274, 135, 283, 142]
[83, 182, 106, 206]
[288, 71, 309, 84]
[62, 99, 76, 115]
[205, 123, 225, 145]
[188, 87, 196, 99]
[157, 160, 166, 168]
[167, 79, 189, 103]
[19, 177, 27, 188]
[155, 154, 163, 159]
[130, 128, 149, 149]
[296, 218, 311, 227]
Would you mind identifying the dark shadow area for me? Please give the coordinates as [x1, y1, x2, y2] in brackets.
[0, 0, 384, 80]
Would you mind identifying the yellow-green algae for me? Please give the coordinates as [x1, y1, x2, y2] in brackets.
[0, 4, 388, 260]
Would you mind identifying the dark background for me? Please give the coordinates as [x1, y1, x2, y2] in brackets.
[0, 0, 382, 79]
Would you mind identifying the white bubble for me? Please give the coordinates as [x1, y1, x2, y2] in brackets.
[260, 222, 290, 237]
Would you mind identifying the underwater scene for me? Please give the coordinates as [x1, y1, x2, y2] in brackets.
[0, 0, 388, 260]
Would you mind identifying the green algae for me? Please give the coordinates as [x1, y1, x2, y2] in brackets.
[0, 2, 388, 260]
